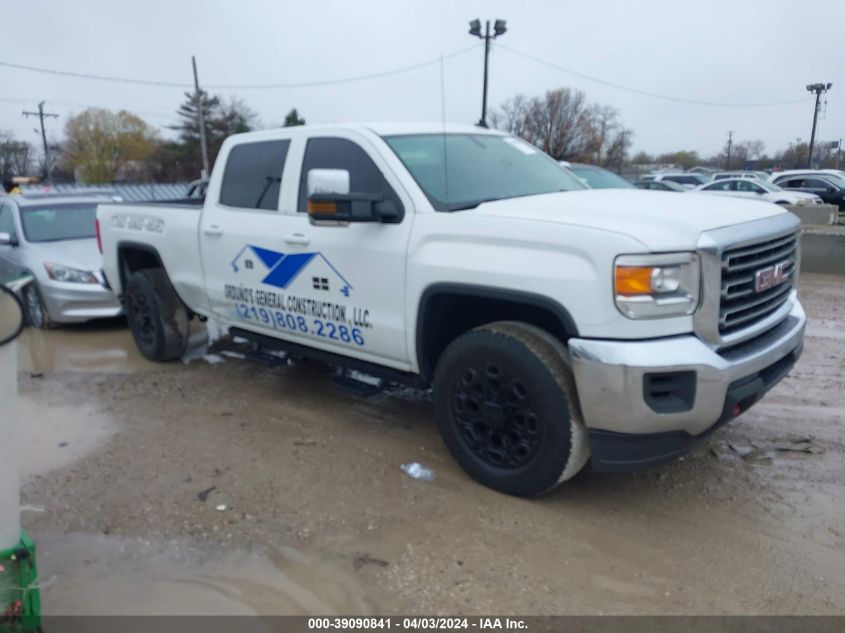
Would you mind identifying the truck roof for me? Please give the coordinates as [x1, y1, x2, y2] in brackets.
[227, 122, 504, 144]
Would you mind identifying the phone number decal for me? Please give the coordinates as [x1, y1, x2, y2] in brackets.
[236, 303, 365, 346]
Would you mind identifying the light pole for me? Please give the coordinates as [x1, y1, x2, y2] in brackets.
[806, 82, 832, 168]
[468, 18, 507, 128]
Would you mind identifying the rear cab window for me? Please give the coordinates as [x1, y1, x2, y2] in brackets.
[219, 140, 291, 210]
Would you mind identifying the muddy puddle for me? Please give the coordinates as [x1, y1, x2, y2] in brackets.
[16, 387, 116, 480]
[35, 532, 368, 616]
[17, 319, 159, 375]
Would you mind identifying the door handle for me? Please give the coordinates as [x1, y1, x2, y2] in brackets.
[203, 225, 223, 237]
[284, 233, 310, 245]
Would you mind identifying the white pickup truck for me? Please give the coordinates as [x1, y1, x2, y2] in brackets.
[97, 123, 805, 496]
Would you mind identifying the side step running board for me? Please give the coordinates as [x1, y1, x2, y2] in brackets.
[332, 367, 384, 396]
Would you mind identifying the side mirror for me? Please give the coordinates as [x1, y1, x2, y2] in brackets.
[306, 168, 400, 224]
[0, 232, 16, 246]
[0, 284, 25, 346]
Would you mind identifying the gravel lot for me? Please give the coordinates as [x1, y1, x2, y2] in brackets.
[15, 273, 845, 615]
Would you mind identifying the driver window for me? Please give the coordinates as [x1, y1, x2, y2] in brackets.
[297, 137, 402, 214]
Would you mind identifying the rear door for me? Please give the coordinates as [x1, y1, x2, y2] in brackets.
[199, 136, 300, 335]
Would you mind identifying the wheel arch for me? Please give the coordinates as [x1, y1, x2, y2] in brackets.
[415, 283, 579, 383]
[116, 241, 193, 314]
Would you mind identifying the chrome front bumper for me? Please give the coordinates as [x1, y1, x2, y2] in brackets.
[568, 297, 805, 436]
[41, 279, 123, 323]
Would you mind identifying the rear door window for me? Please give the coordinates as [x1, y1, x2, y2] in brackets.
[219, 140, 291, 210]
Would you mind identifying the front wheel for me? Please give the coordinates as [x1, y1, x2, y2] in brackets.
[23, 283, 54, 329]
[124, 268, 188, 362]
[433, 321, 590, 496]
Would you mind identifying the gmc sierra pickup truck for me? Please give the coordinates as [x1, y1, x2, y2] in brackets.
[97, 123, 805, 496]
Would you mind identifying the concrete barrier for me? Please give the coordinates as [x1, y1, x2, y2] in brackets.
[801, 226, 845, 275]
[786, 204, 839, 226]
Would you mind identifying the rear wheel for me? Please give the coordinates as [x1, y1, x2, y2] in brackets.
[23, 283, 54, 329]
[125, 268, 188, 362]
[433, 321, 589, 496]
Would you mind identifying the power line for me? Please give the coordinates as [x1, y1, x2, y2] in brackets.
[497, 44, 813, 108]
[0, 97, 173, 120]
[0, 45, 480, 90]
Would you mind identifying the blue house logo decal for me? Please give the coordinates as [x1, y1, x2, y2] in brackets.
[231, 245, 353, 296]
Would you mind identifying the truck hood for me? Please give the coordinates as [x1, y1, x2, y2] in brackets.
[470, 189, 787, 251]
[25, 238, 102, 272]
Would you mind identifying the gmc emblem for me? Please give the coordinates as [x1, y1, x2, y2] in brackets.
[754, 260, 790, 293]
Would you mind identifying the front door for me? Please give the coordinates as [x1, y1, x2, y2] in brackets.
[272, 132, 414, 369]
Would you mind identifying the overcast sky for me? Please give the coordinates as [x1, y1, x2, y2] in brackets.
[2, 0, 842, 159]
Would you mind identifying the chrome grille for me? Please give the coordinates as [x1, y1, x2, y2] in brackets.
[719, 233, 797, 335]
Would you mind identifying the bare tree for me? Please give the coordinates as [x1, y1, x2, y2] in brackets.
[522, 88, 589, 160]
[604, 128, 633, 171]
[492, 94, 530, 138]
[0, 132, 36, 181]
[493, 88, 634, 165]
[732, 139, 766, 167]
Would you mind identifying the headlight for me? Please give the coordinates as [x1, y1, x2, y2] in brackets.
[44, 262, 98, 284]
[614, 253, 700, 319]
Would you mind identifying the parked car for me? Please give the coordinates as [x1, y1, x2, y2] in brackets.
[186, 178, 209, 200]
[97, 122, 804, 496]
[695, 177, 822, 206]
[560, 162, 636, 189]
[642, 173, 710, 189]
[634, 180, 687, 192]
[0, 194, 122, 328]
[712, 171, 768, 181]
[774, 174, 845, 209]
[768, 169, 845, 183]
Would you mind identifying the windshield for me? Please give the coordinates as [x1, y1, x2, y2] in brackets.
[20, 204, 97, 243]
[756, 180, 783, 192]
[382, 134, 587, 211]
[568, 165, 635, 189]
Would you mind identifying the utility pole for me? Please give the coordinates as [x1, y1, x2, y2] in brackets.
[22, 102, 58, 183]
[837, 138, 842, 170]
[806, 82, 832, 169]
[468, 18, 507, 128]
[192, 56, 211, 180]
[725, 131, 733, 170]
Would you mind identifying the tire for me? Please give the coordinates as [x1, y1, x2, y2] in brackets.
[23, 283, 54, 330]
[433, 321, 590, 496]
[124, 268, 188, 362]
